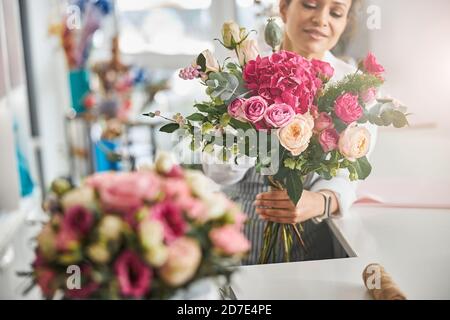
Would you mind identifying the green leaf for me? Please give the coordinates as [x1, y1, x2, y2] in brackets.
[286, 171, 304, 205]
[186, 113, 206, 122]
[159, 123, 180, 133]
[353, 156, 372, 180]
[220, 113, 232, 127]
[284, 158, 296, 170]
[196, 53, 207, 72]
[229, 118, 252, 131]
[195, 103, 213, 113]
[201, 122, 214, 134]
[392, 110, 409, 128]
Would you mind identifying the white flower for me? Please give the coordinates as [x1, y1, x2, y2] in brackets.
[138, 220, 165, 250]
[237, 39, 259, 66]
[144, 244, 169, 268]
[61, 186, 95, 210]
[155, 151, 177, 174]
[98, 216, 123, 241]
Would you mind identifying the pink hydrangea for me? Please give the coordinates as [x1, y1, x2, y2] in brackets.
[243, 50, 319, 115]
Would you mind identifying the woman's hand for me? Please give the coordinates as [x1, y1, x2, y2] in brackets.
[254, 189, 327, 224]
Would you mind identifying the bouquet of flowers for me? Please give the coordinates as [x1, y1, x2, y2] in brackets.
[145, 20, 409, 263]
[22, 153, 250, 299]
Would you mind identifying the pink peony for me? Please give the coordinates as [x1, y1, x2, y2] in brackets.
[151, 201, 188, 244]
[243, 50, 319, 114]
[314, 112, 334, 132]
[228, 98, 247, 121]
[362, 88, 377, 104]
[62, 206, 94, 237]
[312, 59, 335, 81]
[114, 250, 152, 299]
[264, 103, 295, 128]
[319, 128, 340, 153]
[159, 237, 202, 287]
[209, 225, 251, 256]
[334, 93, 364, 124]
[242, 96, 268, 123]
[363, 53, 385, 78]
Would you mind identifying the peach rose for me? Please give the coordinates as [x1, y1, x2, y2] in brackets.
[339, 123, 371, 162]
[159, 237, 202, 287]
[277, 114, 314, 156]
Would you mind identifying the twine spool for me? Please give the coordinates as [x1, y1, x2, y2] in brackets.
[362, 263, 407, 300]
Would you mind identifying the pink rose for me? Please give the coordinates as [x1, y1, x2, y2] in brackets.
[339, 123, 371, 162]
[264, 103, 295, 128]
[312, 59, 335, 81]
[209, 225, 251, 256]
[277, 114, 314, 156]
[243, 51, 319, 114]
[243, 96, 268, 123]
[334, 93, 364, 124]
[319, 128, 340, 153]
[363, 53, 385, 78]
[114, 250, 152, 299]
[362, 88, 377, 104]
[151, 201, 188, 244]
[310, 105, 319, 119]
[62, 206, 94, 237]
[314, 112, 334, 132]
[159, 237, 202, 287]
[228, 98, 247, 122]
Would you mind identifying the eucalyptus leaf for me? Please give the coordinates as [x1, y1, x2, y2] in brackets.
[159, 123, 180, 133]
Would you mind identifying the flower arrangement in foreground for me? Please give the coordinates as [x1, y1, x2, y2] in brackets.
[22, 153, 250, 299]
[145, 20, 409, 264]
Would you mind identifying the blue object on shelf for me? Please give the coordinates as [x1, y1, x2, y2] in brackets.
[94, 139, 120, 172]
[69, 69, 90, 114]
[13, 119, 34, 197]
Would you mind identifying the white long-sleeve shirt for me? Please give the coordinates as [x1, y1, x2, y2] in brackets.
[202, 51, 378, 217]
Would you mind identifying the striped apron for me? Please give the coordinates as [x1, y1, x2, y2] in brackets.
[223, 168, 344, 265]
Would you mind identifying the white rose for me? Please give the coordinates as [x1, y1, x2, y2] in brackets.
[98, 215, 123, 241]
[61, 186, 95, 210]
[138, 220, 165, 250]
[87, 243, 111, 264]
[237, 39, 259, 66]
[201, 49, 220, 73]
[144, 244, 169, 268]
[155, 151, 177, 174]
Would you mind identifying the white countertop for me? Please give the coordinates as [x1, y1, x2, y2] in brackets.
[232, 206, 450, 300]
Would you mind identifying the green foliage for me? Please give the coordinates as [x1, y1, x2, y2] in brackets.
[159, 123, 180, 133]
[318, 73, 383, 112]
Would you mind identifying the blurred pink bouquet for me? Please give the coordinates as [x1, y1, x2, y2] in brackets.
[146, 20, 409, 264]
[23, 153, 250, 300]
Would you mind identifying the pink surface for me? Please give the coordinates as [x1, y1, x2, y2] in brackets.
[356, 178, 450, 209]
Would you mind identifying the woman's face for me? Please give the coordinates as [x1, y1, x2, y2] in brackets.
[280, 0, 352, 59]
